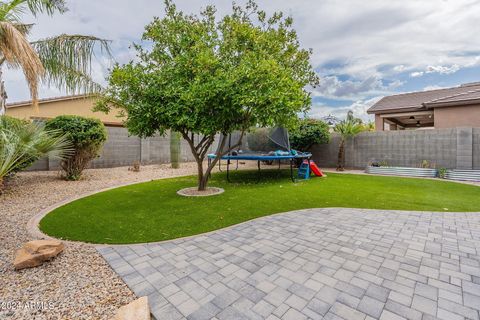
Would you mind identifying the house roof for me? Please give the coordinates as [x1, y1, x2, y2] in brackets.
[6, 94, 91, 109]
[367, 82, 480, 114]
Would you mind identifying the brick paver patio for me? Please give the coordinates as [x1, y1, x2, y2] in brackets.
[98, 208, 480, 320]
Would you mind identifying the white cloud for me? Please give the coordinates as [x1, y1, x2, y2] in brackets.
[309, 96, 381, 122]
[410, 71, 424, 78]
[314, 76, 384, 99]
[425, 64, 460, 75]
[409, 64, 460, 78]
[422, 85, 447, 91]
[4, 0, 480, 110]
[313, 75, 404, 100]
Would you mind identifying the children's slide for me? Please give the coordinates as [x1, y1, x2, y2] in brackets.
[309, 161, 325, 177]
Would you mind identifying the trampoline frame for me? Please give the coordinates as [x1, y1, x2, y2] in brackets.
[207, 153, 312, 182]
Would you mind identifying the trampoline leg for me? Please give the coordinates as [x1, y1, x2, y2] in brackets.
[278, 159, 281, 169]
[227, 159, 231, 182]
[290, 159, 295, 182]
[236, 160, 239, 170]
[208, 158, 212, 177]
[255, 160, 262, 182]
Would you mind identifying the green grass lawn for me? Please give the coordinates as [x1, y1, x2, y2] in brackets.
[40, 170, 480, 244]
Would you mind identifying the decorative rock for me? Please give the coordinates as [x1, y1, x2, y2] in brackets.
[14, 240, 65, 270]
[112, 297, 150, 320]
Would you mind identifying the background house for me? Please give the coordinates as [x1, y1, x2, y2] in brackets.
[368, 82, 480, 131]
[5, 95, 124, 126]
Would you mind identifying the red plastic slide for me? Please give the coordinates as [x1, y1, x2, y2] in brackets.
[309, 161, 324, 177]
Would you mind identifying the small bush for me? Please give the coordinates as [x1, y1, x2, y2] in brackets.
[290, 118, 330, 151]
[438, 167, 447, 179]
[45, 115, 107, 180]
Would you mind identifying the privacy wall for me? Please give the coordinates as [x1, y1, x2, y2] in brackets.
[311, 127, 480, 170]
[29, 126, 215, 171]
[30, 126, 480, 171]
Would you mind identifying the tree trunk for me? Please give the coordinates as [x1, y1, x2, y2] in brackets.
[0, 68, 6, 116]
[181, 131, 240, 192]
[198, 173, 208, 191]
[196, 159, 208, 191]
[170, 130, 181, 169]
[337, 138, 345, 171]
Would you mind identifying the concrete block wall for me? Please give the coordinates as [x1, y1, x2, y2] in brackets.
[473, 128, 480, 170]
[29, 126, 217, 171]
[30, 126, 480, 171]
[91, 126, 141, 168]
[456, 128, 473, 170]
[312, 128, 473, 170]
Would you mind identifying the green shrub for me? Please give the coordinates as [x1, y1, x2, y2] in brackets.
[45, 115, 107, 180]
[290, 118, 330, 151]
[438, 167, 447, 179]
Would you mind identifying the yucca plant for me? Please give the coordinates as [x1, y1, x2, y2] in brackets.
[0, 115, 72, 190]
[0, 0, 111, 114]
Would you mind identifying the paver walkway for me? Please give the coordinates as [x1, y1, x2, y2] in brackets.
[98, 208, 480, 320]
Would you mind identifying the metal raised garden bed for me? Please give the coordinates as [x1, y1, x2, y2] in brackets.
[365, 166, 438, 178]
[444, 169, 480, 182]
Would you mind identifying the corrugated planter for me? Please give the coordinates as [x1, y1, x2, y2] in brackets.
[445, 169, 480, 182]
[366, 166, 438, 178]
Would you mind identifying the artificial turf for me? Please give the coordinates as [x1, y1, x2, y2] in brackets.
[40, 170, 480, 244]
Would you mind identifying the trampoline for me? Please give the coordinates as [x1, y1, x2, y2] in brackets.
[207, 127, 312, 182]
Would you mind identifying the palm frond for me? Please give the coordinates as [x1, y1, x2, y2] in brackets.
[25, 0, 67, 16]
[42, 61, 103, 94]
[0, 116, 73, 179]
[0, 21, 44, 107]
[13, 22, 33, 35]
[0, 0, 66, 21]
[31, 34, 112, 94]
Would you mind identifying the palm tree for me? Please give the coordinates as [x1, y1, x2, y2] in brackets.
[334, 111, 363, 171]
[0, 115, 72, 190]
[362, 121, 375, 132]
[0, 0, 111, 114]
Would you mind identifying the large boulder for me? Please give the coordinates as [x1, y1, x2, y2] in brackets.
[112, 297, 150, 320]
[14, 240, 65, 270]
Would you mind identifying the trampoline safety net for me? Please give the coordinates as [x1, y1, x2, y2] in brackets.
[215, 127, 291, 155]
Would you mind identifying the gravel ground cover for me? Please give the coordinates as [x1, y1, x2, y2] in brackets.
[1, 162, 477, 319]
[0, 163, 202, 320]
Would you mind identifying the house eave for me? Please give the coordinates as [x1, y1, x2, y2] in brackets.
[423, 98, 480, 109]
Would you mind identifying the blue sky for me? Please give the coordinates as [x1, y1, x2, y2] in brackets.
[5, 0, 480, 121]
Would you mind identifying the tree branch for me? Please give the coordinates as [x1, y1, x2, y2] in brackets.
[199, 134, 215, 159]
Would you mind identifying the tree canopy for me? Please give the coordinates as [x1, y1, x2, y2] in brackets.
[97, 0, 319, 190]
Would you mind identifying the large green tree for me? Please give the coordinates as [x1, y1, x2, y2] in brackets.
[0, 0, 111, 114]
[97, 0, 318, 191]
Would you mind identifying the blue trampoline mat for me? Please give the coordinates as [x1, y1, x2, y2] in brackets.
[207, 153, 311, 161]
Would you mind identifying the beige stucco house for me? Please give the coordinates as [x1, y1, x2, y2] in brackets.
[368, 82, 480, 131]
[5, 95, 124, 126]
